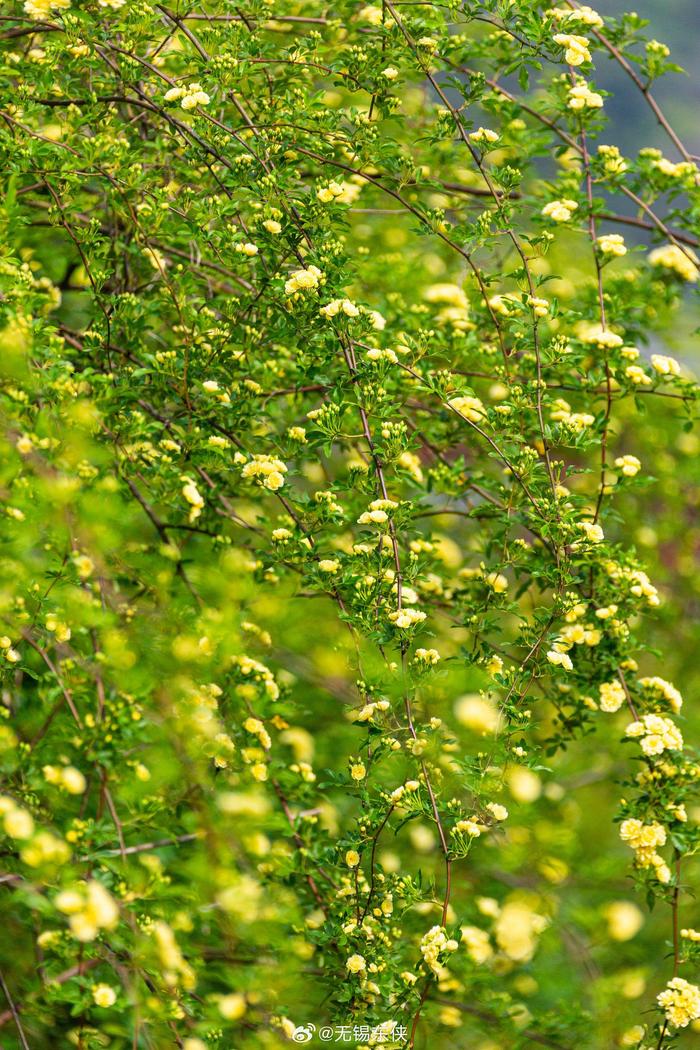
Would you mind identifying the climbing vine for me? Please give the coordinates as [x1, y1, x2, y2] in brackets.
[1, 1, 700, 1047]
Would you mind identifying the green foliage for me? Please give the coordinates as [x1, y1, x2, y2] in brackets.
[0, 1, 700, 1048]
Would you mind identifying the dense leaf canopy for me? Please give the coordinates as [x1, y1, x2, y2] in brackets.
[1, 1, 700, 1048]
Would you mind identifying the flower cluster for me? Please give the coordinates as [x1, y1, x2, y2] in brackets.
[240, 454, 288, 491]
[657, 978, 700, 1029]
[164, 82, 211, 110]
[625, 713, 684, 756]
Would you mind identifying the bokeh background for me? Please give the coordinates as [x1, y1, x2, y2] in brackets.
[603, 0, 700, 155]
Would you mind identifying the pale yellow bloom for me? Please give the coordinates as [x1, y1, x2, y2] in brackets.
[469, 127, 499, 144]
[615, 455, 641, 477]
[494, 901, 548, 962]
[597, 233, 626, 256]
[625, 364, 652, 386]
[218, 993, 247, 1020]
[542, 199, 578, 222]
[461, 925, 493, 963]
[657, 978, 700, 1028]
[448, 394, 486, 422]
[486, 802, 508, 821]
[568, 81, 603, 110]
[598, 680, 626, 712]
[604, 901, 644, 941]
[651, 354, 681, 376]
[92, 984, 117, 1007]
[346, 953, 366, 974]
[648, 244, 699, 282]
[553, 33, 592, 65]
[285, 265, 323, 295]
[454, 695, 501, 734]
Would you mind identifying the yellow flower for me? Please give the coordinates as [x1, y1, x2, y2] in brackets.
[604, 901, 644, 941]
[487, 654, 503, 676]
[620, 1027, 645, 1048]
[507, 767, 542, 803]
[61, 767, 87, 795]
[597, 233, 626, 256]
[469, 127, 499, 144]
[657, 978, 700, 1028]
[577, 321, 623, 348]
[182, 479, 204, 522]
[346, 849, 360, 867]
[320, 298, 360, 319]
[648, 244, 699, 282]
[598, 680, 626, 712]
[24, 0, 70, 18]
[598, 144, 628, 173]
[553, 33, 592, 65]
[316, 181, 344, 203]
[285, 265, 323, 295]
[625, 364, 652, 386]
[654, 157, 696, 178]
[57, 880, 119, 942]
[639, 676, 682, 713]
[420, 926, 458, 973]
[92, 984, 117, 1007]
[73, 553, 95, 579]
[614, 454, 641, 477]
[568, 81, 603, 110]
[241, 454, 288, 491]
[414, 647, 440, 665]
[181, 84, 211, 110]
[388, 608, 426, 629]
[461, 925, 493, 963]
[527, 295, 549, 317]
[542, 199, 578, 222]
[448, 394, 485, 422]
[454, 817, 482, 837]
[547, 649, 573, 671]
[576, 521, 604, 543]
[218, 993, 247, 1020]
[454, 695, 501, 734]
[3, 807, 34, 839]
[494, 901, 548, 962]
[548, 5, 603, 28]
[651, 353, 681, 376]
[359, 4, 383, 25]
[625, 713, 683, 755]
[346, 953, 366, 974]
[486, 802, 508, 821]
[235, 242, 258, 257]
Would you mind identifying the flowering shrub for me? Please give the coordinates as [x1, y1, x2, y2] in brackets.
[1, 1, 700, 1048]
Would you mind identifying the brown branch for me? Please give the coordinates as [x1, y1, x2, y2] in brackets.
[0, 970, 30, 1049]
[20, 632, 83, 728]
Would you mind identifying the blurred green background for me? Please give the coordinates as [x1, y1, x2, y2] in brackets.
[601, 0, 699, 155]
